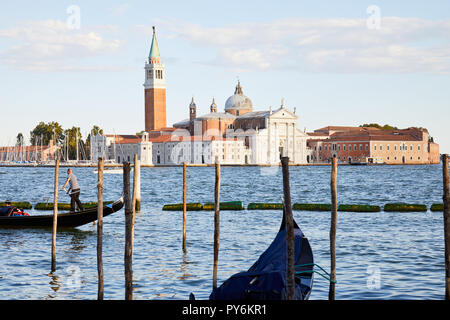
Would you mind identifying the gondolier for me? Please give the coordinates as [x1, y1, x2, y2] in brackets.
[62, 168, 84, 212]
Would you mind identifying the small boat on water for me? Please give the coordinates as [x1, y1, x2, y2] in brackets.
[0, 197, 124, 228]
[208, 207, 314, 300]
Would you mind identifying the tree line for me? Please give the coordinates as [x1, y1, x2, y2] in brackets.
[15, 122, 103, 161]
[359, 123, 399, 130]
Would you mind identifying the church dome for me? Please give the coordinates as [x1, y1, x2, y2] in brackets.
[224, 81, 253, 113]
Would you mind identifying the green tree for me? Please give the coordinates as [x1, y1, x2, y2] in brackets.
[360, 123, 398, 130]
[30, 121, 64, 146]
[16, 133, 24, 146]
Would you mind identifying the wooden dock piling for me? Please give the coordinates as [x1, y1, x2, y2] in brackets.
[213, 160, 221, 290]
[182, 162, 187, 252]
[329, 157, 338, 300]
[134, 156, 141, 212]
[442, 154, 450, 300]
[281, 157, 295, 300]
[51, 158, 59, 272]
[97, 157, 104, 300]
[131, 155, 138, 252]
[123, 162, 133, 300]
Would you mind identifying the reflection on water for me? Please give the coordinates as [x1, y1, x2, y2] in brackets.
[0, 164, 447, 299]
[47, 272, 61, 293]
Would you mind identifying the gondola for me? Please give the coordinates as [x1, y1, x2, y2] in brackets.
[0, 197, 124, 228]
[209, 207, 314, 300]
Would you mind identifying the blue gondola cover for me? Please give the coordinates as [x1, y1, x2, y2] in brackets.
[210, 215, 314, 300]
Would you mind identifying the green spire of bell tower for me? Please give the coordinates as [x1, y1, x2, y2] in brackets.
[149, 26, 160, 59]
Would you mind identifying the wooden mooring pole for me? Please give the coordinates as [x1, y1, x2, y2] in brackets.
[51, 158, 59, 272]
[131, 155, 138, 251]
[442, 154, 450, 300]
[182, 162, 187, 252]
[135, 156, 141, 212]
[212, 160, 221, 290]
[329, 157, 338, 300]
[281, 157, 295, 300]
[97, 157, 104, 300]
[123, 162, 133, 300]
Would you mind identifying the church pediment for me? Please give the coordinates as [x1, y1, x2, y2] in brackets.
[269, 107, 298, 120]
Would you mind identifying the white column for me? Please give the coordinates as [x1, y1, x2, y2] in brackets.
[292, 123, 296, 163]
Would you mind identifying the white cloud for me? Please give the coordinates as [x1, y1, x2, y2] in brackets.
[0, 20, 122, 72]
[159, 17, 450, 73]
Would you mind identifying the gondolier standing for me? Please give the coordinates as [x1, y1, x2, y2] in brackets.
[62, 168, 84, 212]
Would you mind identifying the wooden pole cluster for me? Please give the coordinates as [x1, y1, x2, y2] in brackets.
[123, 161, 134, 300]
[281, 157, 295, 300]
[97, 157, 104, 300]
[442, 154, 450, 300]
[212, 160, 221, 290]
[182, 162, 187, 252]
[329, 157, 338, 300]
[51, 159, 59, 272]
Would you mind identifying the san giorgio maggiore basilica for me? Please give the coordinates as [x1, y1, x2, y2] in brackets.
[91, 27, 309, 165]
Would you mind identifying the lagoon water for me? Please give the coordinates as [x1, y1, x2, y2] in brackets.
[0, 164, 446, 300]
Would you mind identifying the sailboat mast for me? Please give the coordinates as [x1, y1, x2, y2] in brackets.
[76, 128, 79, 162]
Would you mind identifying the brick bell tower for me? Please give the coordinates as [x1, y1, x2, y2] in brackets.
[144, 26, 166, 132]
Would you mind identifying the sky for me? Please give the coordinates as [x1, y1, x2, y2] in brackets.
[0, 0, 449, 153]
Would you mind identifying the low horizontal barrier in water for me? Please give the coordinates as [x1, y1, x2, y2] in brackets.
[202, 201, 244, 211]
[0, 202, 32, 209]
[34, 201, 114, 211]
[430, 203, 444, 211]
[162, 203, 203, 211]
[2, 200, 445, 212]
[162, 202, 442, 212]
[383, 203, 427, 212]
[249, 203, 381, 212]
[163, 201, 244, 211]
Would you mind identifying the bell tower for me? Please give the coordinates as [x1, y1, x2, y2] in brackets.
[144, 26, 166, 132]
[189, 97, 197, 136]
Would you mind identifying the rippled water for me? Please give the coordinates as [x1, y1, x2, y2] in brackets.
[0, 164, 447, 300]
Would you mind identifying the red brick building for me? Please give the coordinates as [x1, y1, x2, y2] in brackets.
[307, 126, 440, 164]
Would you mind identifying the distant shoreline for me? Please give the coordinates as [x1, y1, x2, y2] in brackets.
[0, 163, 441, 168]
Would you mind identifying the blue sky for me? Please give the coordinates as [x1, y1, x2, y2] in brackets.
[0, 0, 449, 153]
